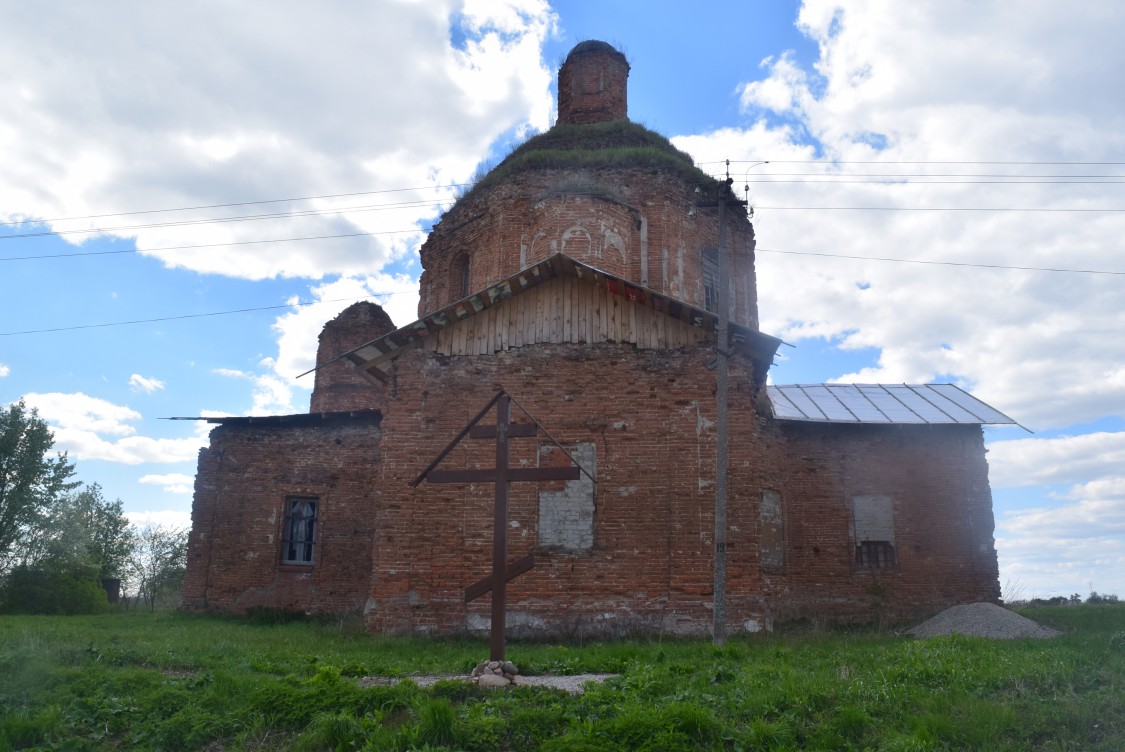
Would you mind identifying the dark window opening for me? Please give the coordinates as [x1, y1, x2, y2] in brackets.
[282, 497, 317, 564]
[856, 540, 895, 569]
[702, 249, 719, 313]
[454, 254, 471, 300]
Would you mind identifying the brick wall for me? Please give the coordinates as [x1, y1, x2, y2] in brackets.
[556, 41, 630, 126]
[419, 168, 758, 330]
[750, 420, 1001, 625]
[360, 342, 999, 636]
[182, 414, 382, 614]
[184, 338, 999, 633]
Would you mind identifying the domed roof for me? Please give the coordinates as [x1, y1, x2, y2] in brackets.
[565, 39, 629, 64]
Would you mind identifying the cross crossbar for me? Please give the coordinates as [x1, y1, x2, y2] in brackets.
[464, 553, 536, 603]
[411, 388, 588, 661]
[426, 467, 581, 484]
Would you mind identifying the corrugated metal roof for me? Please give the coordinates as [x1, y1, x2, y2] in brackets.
[767, 384, 1016, 426]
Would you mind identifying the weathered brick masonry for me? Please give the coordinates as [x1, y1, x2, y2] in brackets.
[182, 413, 382, 614]
[183, 39, 1003, 634]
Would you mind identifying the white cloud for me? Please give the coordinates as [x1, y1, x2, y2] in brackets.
[126, 509, 192, 530]
[996, 476, 1125, 598]
[0, 363, 8, 377]
[128, 373, 166, 394]
[21, 391, 208, 464]
[271, 273, 422, 385]
[987, 432, 1125, 489]
[671, 1, 1125, 432]
[987, 431, 1125, 596]
[139, 473, 194, 495]
[213, 365, 299, 416]
[0, 1, 556, 281]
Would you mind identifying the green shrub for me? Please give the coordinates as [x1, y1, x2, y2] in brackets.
[0, 565, 110, 615]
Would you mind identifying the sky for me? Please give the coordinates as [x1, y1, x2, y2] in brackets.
[2, 0, 1123, 601]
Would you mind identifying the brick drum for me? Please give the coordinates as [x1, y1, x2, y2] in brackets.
[182, 40, 1001, 636]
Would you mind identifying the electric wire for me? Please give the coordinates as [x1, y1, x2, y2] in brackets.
[754, 249, 1125, 275]
[0, 229, 421, 262]
[4, 248, 1121, 337]
[0, 183, 467, 228]
[700, 159, 1125, 166]
[0, 198, 448, 240]
[3, 164, 1121, 234]
[0, 292, 412, 337]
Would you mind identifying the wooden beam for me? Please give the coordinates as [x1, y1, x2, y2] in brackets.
[425, 467, 581, 484]
[464, 553, 536, 603]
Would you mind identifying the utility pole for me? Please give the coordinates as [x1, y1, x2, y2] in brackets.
[699, 162, 746, 646]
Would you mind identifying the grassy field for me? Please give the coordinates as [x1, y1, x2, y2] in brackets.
[1, 605, 1122, 751]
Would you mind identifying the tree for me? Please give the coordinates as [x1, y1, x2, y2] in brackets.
[127, 524, 188, 611]
[0, 400, 78, 573]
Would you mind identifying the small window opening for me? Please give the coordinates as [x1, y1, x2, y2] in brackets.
[702, 249, 719, 313]
[856, 540, 896, 569]
[454, 254, 471, 300]
[282, 497, 317, 564]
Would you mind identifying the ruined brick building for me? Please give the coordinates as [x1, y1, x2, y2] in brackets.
[183, 41, 1012, 635]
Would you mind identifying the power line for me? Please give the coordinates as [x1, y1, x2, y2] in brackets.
[0, 183, 467, 228]
[739, 178, 1125, 185]
[0, 229, 421, 262]
[754, 206, 1125, 212]
[3, 166, 1119, 234]
[750, 173, 1124, 178]
[702, 159, 1125, 166]
[5, 247, 1120, 337]
[756, 248, 1125, 275]
[0, 198, 447, 241]
[0, 292, 414, 337]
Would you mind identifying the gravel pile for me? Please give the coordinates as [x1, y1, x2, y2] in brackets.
[907, 602, 1061, 639]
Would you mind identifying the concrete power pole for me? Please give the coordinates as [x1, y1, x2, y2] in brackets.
[700, 171, 745, 646]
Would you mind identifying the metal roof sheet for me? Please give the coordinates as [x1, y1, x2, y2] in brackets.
[767, 384, 1016, 426]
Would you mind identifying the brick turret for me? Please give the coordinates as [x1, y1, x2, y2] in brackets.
[557, 40, 630, 125]
[310, 302, 395, 413]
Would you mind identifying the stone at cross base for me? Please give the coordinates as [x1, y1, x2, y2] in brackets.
[470, 659, 520, 687]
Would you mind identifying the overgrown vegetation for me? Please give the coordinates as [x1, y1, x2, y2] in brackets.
[1, 604, 1122, 750]
[452, 120, 717, 208]
[0, 400, 187, 614]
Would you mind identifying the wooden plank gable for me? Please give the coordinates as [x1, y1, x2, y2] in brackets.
[321, 253, 782, 384]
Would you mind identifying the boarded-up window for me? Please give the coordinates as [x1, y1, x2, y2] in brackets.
[852, 495, 895, 569]
[282, 497, 317, 564]
[538, 443, 595, 551]
[760, 490, 784, 568]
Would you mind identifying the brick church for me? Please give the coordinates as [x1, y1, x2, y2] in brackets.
[182, 41, 1012, 635]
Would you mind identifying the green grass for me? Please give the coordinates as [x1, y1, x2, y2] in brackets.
[1, 605, 1122, 750]
[451, 119, 718, 209]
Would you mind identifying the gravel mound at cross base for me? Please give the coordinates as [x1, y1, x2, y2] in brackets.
[907, 602, 1061, 639]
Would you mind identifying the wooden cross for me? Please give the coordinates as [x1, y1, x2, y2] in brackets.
[412, 389, 582, 661]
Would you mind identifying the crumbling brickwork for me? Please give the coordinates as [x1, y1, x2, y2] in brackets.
[556, 41, 630, 126]
[310, 302, 394, 413]
[182, 413, 382, 614]
[182, 39, 1002, 634]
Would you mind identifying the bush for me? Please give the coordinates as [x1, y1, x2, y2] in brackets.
[0, 564, 110, 615]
